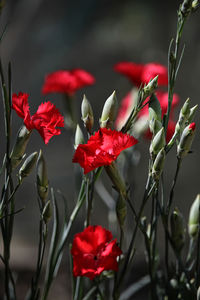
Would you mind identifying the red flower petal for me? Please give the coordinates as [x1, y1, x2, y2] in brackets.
[42, 69, 95, 95]
[114, 62, 168, 87]
[73, 128, 138, 174]
[71, 225, 122, 280]
[32, 102, 64, 144]
[12, 92, 33, 130]
[12, 93, 64, 144]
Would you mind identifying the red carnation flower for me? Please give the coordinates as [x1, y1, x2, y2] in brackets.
[72, 128, 138, 174]
[12, 92, 64, 144]
[42, 69, 95, 95]
[71, 225, 122, 280]
[114, 62, 168, 87]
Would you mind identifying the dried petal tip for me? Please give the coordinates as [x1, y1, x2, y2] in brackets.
[189, 122, 196, 131]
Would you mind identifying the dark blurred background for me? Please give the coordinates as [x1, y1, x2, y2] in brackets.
[0, 0, 200, 299]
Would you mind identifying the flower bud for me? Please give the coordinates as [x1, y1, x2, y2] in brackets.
[192, 0, 199, 12]
[10, 126, 31, 169]
[116, 194, 127, 228]
[19, 152, 38, 182]
[152, 148, 165, 181]
[100, 91, 118, 128]
[188, 104, 198, 123]
[177, 122, 196, 159]
[81, 95, 94, 133]
[74, 124, 84, 149]
[143, 76, 158, 99]
[149, 119, 162, 136]
[188, 194, 200, 238]
[175, 98, 190, 133]
[170, 207, 185, 253]
[36, 150, 48, 202]
[42, 200, 51, 223]
[150, 127, 166, 156]
[149, 94, 162, 123]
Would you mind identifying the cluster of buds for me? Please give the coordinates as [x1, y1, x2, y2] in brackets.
[175, 98, 198, 134]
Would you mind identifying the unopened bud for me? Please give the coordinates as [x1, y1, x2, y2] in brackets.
[188, 194, 200, 238]
[149, 119, 162, 136]
[81, 95, 94, 133]
[175, 98, 190, 133]
[100, 91, 118, 128]
[74, 124, 84, 149]
[177, 122, 196, 159]
[192, 0, 199, 12]
[150, 127, 166, 156]
[37, 150, 48, 202]
[116, 194, 127, 228]
[149, 94, 162, 123]
[170, 208, 185, 253]
[42, 200, 51, 223]
[143, 76, 158, 99]
[10, 126, 31, 169]
[152, 148, 165, 181]
[188, 104, 198, 123]
[19, 152, 38, 182]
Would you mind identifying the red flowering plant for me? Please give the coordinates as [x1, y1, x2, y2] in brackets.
[41, 69, 95, 129]
[71, 225, 122, 280]
[0, 1, 200, 300]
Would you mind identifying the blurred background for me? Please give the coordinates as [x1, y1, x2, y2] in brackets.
[0, 0, 200, 298]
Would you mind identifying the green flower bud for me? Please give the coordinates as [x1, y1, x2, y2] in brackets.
[116, 194, 127, 228]
[188, 104, 198, 123]
[177, 122, 196, 159]
[19, 152, 38, 182]
[36, 150, 48, 202]
[81, 95, 94, 133]
[149, 119, 162, 136]
[42, 200, 51, 223]
[192, 0, 199, 12]
[150, 127, 166, 156]
[175, 98, 190, 133]
[74, 124, 84, 149]
[149, 94, 162, 123]
[170, 207, 186, 253]
[152, 148, 166, 181]
[143, 76, 158, 99]
[188, 194, 200, 238]
[100, 91, 118, 128]
[10, 126, 31, 169]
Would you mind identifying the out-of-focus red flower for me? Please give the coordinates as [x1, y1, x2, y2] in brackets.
[71, 225, 122, 280]
[12, 92, 64, 144]
[72, 128, 138, 174]
[115, 90, 179, 142]
[114, 62, 168, 87]
[42, 69, 95, 95]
